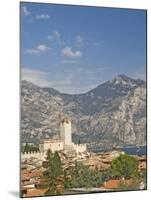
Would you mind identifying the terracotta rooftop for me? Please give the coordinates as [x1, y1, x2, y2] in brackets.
[21, 174, 31, 181]
[21, 169, 43, 181]
[103, 179, 132, 189]
[29, 170, 43, 177]
[102, 159, 112, 164]
[104, 179, 120, 189]
[21, 169, 31, 181]
[25, 188, 48, 197]
[137, 157, 147, 162]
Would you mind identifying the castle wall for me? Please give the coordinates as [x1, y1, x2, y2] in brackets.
[21, 119, 87, 162]
[21, 151, 45, 161]
[73, 143, 87, 153]
[39, 141, 64, 153]
[21, 143, 87, 163]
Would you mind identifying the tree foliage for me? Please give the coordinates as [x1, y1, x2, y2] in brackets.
[64, 162, 103, 189]
[23, 143, 39, 153]
[42, 150, 104, 194]
[110, 154, 139, 179]
[42, 149, 64, 195]
[41, 150, 143, 194]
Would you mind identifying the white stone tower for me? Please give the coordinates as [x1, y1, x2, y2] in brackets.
[60, 117, 72, 146]
[60, 117, 74, 153]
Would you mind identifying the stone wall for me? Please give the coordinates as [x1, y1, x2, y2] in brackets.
[39, 141, 64, 153]
[21, 151, 45, 161]
[73, 143, 87, 153]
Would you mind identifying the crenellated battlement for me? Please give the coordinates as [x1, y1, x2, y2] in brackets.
[75, 144, 87, 147]
[21, 118, 87, 161]
[21, 151, 45, 161]
[73, 143, 87, 153]
[21, 151, 40, 155]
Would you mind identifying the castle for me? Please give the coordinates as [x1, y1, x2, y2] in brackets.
[22, 117, 87, 161]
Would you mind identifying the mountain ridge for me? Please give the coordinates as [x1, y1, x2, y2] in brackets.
[21, 75, 146, 148]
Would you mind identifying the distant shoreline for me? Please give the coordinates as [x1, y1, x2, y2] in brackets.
[89, 145, 146, 156]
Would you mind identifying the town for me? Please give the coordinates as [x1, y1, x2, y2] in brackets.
[21, 117, 146, 197]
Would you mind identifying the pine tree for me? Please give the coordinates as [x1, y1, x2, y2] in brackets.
[42, 150, 63, 195]
[53, 151, 62, 178]
[24, 143, 29, 153]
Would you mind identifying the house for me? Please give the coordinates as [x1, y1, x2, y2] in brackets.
[103, 179, 132, 189]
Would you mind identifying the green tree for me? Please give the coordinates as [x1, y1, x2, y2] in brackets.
[64, 162, 103, 189]
[23, 143, 30, 153]
[23, 143, 39, 153]
[102, 168, 114, 182]
[53, 151, 63, 178]
[42, 149, 64, 195]
[110, 154, 139, 179]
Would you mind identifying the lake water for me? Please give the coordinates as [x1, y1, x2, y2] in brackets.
[90, 146, 146, 156]
[122, 146, 146, 156]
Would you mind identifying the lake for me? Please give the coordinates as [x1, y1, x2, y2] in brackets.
[90, 146, 147, 156]
[122, 146, 146, 156]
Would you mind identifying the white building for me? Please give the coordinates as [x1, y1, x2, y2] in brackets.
[39, 139, 64, 153]
[22, 117, 87, 161]
[39, 117, 87, 154]
[60, 117, 75, 153]
[60, 118, 72, 146]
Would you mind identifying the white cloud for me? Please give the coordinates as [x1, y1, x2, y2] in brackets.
[21, 66, 106, 94]
[75, 35, 83, 47]
[22, 68, 50, 87]
[48, 31, 60, 40]
[22, 68, 73, 90]
[48, 31, 65, 45]
[53, 31, 60, 38]
[132, 72, 146, 80]
[26, 44, 50, 54]
[61, 46, 82, 58]
[22, 6, 30, 16]
[25, 49, 39, 54]
[37, 44, 50, 52]
[61, 60, 78, 64]
[36, 14, 50, 20]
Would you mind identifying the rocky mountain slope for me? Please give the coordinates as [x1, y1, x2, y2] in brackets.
[21, 75, 146, 148]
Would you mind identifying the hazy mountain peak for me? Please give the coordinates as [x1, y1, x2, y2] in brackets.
[111, 74, 134, 85]
[21, 75, 146, 147]
[110, 74, 145, 87]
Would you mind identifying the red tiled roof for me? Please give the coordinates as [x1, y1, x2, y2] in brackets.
[21, 170, 31, 181]
[104, 179, 120, 189]
[30, 170, 43, 177]
[21, 169, 43, 181]
[26, 188, 48, 197]
[21, 175, 31, 181]
[104, 179, 132, 189]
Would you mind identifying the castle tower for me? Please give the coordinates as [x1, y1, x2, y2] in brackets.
[60, 117, 75, 154]
[60, 117, 72, 146]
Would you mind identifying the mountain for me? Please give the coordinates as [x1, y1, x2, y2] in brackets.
[62, 74, 145, 115]
[21, 75, 146, 148]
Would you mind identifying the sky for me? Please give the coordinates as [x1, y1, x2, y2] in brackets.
[21, 2, 146, 94]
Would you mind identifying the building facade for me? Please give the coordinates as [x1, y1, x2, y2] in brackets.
[21, 117, 87, 161]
